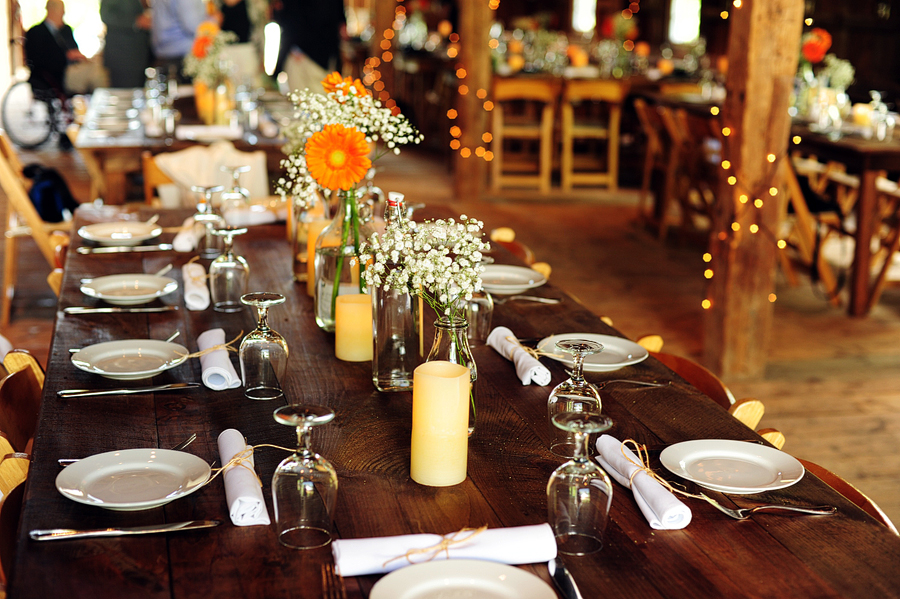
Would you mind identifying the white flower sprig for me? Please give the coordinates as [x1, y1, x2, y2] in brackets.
[276, 79, 423, 202]
[361, 215, 490, 321]
[182, 30, 239, 86]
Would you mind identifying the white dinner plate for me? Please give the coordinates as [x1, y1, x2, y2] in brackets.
[537, 333, 649, 373]
[660, 439, 805, 494]
[80, 274, 178, 306]
[481, 265, 547, 295]
[56, 448, 211, 511]
[78, 221, 162, 246]
[71, 339, 189, 380]
[369, 560, 556, 599]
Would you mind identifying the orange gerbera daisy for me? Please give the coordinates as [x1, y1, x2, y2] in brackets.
[322, 72, 370, 97]
[192, 35, 213, 58]
[305, 124, 372, 191]
[196, 21, 221, 38]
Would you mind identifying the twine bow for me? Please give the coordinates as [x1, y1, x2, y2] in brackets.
[620, 439, 706, 501]
[382, 525, 489, 568]
[185, 255, 210, 283]
[176, 331, 243, 360]
[503, 335, 556, 361]
[206, 442, 295, 488]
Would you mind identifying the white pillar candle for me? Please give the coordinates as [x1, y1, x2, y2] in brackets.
[410, 361, 470, 486]
[335, 294, 373, 362]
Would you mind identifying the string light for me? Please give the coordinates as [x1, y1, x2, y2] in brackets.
[704, 269, 714, 279]
[721, 160, 731, 170]
[749, 224, 759, 233]
[711, 106, 720, 115]
[702, 299, 712, 309]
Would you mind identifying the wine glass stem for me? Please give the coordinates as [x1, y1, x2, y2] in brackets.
[296, 424, 313, 455]
[571, 351, 586, 383]
[571, 430, 587, 461]
[257, 306, 270, 332]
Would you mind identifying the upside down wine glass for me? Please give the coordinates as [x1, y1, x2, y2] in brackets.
[547, 339, 604, 458]
[239, 292, 288, 400]
[209, 226, 249, 312]
[191, 184, 225, 259]
[547, 411, 614, 556]
[272, 404, 338, 549]
[219, 165, 251, 214]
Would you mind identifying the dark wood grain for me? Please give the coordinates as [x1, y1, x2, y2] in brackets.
[8, 206, 900, 598]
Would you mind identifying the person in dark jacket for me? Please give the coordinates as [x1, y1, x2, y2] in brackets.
[24, 0, 88, 95]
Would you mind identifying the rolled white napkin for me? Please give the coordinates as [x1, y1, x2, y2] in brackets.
[223, 203, 287, 227]
[332, 523, 556, 577]
[197, 328, 241, 390]
[173, 217, 203, 252]
[182, 262, 210, 311]
[595, 434, 692, 530]
[486, 327, 552, 386]
[216, 429, 271, 526]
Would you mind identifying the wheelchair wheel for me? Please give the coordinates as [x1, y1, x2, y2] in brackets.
[1, 81, 54, 149]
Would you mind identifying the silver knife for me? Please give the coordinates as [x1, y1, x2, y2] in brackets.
[57, 382, 201, 398]
[549, 557, 584, 599]
[77, 244, 174, 254]
[30, 520, 221, 541]
[64, 305, 179, 315]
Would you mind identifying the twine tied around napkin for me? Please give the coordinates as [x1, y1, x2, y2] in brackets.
[182, 260, 210, 311]
[176, 330, 242, 360]
[382, 526, 488, 568]
[595, 435, 695, 530]
[486, 327, 552, 386]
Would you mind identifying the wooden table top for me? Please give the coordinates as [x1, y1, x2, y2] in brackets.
[8, 206, 900, 598]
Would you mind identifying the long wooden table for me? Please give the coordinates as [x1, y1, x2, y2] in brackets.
[9, 206, 900, 598]
[789, 123, 900, 316]
[75, 89, 289, 204]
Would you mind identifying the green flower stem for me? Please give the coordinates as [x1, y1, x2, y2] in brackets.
[350, 191, 366, 293]
[330, 190, 353, 321]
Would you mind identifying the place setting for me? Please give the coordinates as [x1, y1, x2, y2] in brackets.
[76, 215, 174, 254]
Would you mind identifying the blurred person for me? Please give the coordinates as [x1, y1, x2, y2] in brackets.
[24, 0, 89, 96]
[218, 0, 251, 43]
[151, 0, 210, 81]
[100, 0, 152, 88]
[273, 0, 346, 75]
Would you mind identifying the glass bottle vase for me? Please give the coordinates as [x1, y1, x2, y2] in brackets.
[314, 189, 374, 332]
[372, 283, 420, 392]
[290, 189, 325, 283]
[426, 317, 477, 436]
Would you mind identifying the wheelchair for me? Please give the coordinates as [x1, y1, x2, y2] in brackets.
[1, 79, 71, 150]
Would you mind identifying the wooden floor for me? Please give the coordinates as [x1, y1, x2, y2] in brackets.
[3, 141, 899, 528]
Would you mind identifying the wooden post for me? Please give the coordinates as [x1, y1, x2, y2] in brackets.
[703, 0, 804, 380]
[454, 0, 492, 200]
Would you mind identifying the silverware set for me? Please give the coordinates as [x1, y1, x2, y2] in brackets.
[76, 243, 174, 254]
[56, 382, 201, 398]
[493, 295, 562, 305]
[64, 305, 179, 315]
[700, 494, 837, 520]
[30, 520, 221, 541]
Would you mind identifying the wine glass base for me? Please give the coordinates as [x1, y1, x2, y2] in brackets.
[550, 441, 579, 459]
[278, 525, 333, 550]
[555, 532, 603, 556]
[245, 385, 284, 400]
[213, 302, 245, 313]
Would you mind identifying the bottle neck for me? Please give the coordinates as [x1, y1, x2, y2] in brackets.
[384, 199, 406, 227]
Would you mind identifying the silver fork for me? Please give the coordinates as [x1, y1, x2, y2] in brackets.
[701, 493, 837, 520]
[322, 563, 348, 599]
[58, 433, 197, 467]
[492, 295, 561, 305]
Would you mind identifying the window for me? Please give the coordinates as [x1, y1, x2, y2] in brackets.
[669, 0, 701, 44]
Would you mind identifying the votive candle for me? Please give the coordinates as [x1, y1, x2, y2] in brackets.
[335, 294, 373, 362]
[410, 361, 470, 486]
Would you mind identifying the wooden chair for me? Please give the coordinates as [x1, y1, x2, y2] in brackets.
[3, 349, 45, 388]
[142, 150, 174, 206]
[633, 97, 669, 226]
[0, 481, 26, 592]
[559, 79, 629, 191]
[0, 364, 43, 455]
[490, 78, 560, 194]
[757, 428, 785, 449]
[66, 124, 106, 202]
[489, 227, 535, 265]
[0, 435, 28, 498]
[799, 459, 899, 536]
[0, 136, 70, 327]
[650, 350, 736, 409]
[657, 81, 703, 96]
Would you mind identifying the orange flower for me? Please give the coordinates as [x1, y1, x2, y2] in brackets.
[305, 124, 372, 191]
[801, 28, 831, 64]
[196, 21, 220, 38]
[193, 36, 214, 58]
[322, 71, 370, 97]
[322, 72, 345, 93]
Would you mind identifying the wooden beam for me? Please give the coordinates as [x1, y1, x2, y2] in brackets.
[703, 0, 804, 380]
[454, 0, 491, 200]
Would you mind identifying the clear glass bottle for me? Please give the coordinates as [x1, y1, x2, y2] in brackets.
[314, 189, 375, 332]
[290, 189, 326, 283]
[372, 192, 420, 392]
[426, 317, 477, 436]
